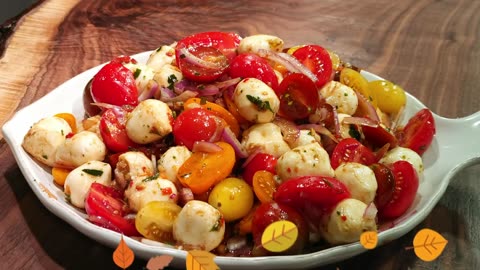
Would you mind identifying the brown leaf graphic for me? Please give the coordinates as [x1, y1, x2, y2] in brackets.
[113, 235, 135, 269]
[261, 220, 298, 253]
[146, 255, 174, 270]
[186, 250, 219, 270]
[360, 231, 378, 250]
[407, 228, 448, 262]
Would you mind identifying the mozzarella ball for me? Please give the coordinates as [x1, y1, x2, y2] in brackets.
[320, 198, 377, 244]
[173, 200, 225, 251]
[114, 151, 154, 189]
[238, 34, 284, 54]
[233, 78, 280, 123]
[334, 162, 377, 204]
[157, 146, 192, 184]
[289, 129, 321, 148]
[319, 81, 358, 115]
[126, 99, 173, 144]
[379, 146, 424, 175]
[125, 176, 178, 212]
[153, 64, 183, 90]
[276, 143, 334, 181]
[146, 44, 176, 71]
[64, 161, 113, 208]
[22, 116, 72, 167]
[54, 131, 106, 169]
[124, 63, 157, 96]
[241, 123, 290, 158]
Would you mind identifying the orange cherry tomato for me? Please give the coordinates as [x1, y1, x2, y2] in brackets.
[237, 203, 259, 235]
[52, 167, 71, 186]
[223, 93, 249, 125]
[252, 170, 277, 203]
[177, 141, 235, 195]
[54, 113, 77, 133]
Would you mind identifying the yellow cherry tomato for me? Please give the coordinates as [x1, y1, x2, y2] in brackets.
[208, 177, 254, 222]
[328, 50, 341, 71]
[368, 80, 406, 114]
[135, 201, 182, 242]
[339, 68, 377, 106]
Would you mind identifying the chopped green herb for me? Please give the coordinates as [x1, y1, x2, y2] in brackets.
[246, 95, 273, 112]
[142, 173, 159, 182]
[180, 54, 186, 59]
[42, 154, 48, 160]
[156, 46, 163, 52]
[344, 93, 348, 96]
[82, 169, 103, 176]
[348, 125, 361, 141]
[200, 96, 207, 105]
[210, 216, 223, 232]
[197, 84, 205, 90]
[65, 193, 71, 203]
[167, 74, 178, 90]
[133, 68, 142, 79]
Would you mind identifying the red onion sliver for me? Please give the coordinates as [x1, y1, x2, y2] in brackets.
[272, 117, 300, 146]
[214, 77, 241, 89]
[138, 83, 159, 102]
[178, 47, 224, 70]
[160, 90, 198, 103]
[342, 116, 378, 128]
[363, 202, 378, 220]
[179, 187, 194, 205]
[241, 147, 262, 168]
[192, 141, 223, 153]
[355, 90, 380, 122]
[222, 126, 248, 158]
[298, 124, 339, 143]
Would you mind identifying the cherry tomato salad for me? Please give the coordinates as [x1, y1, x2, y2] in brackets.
[22, 31, 436, 256]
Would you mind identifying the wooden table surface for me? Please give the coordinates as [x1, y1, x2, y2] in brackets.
[1, 0, 479, 269]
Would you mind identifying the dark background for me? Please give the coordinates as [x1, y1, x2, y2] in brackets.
[0, 0, 38, 24]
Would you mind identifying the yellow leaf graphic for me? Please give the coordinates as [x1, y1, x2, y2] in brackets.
[186, 250, 219, 270]
[261, 220, 298, 253]
[113, 235, 135, 269]
[411, 228, 448, 262]
[146, 255, 174, 270]
[360, 231, 378, 250]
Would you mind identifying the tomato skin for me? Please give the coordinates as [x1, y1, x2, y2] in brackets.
[362, 124, 398, 149]
[252, 202, 308, 255]
[242, 153, 277, 185]
[91, 62, 138, 106]
[99, 107, 138, 153]
[85, 183, 139, 236]
[228, 53, 279, 91]
[370, 163, 395, 210]
[292, 45, 333, 87]
[276, 73, 319, 120]
[397, 108, 436, 156]
[330, 138, 377, 169]
[377, 161, 419, 220]
[173, 108, 224, 150]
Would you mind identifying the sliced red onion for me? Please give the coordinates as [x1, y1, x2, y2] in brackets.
[355, 90, 380, 122]
[138, 82, 159, 102]
[192, 141, 223, 153]
[257, 49, 318, 84]
[124, 213, 137, 220]
[214, 77, 241, 89]
[222, 126, 248, 158]
[272, 117, 300, 146]
[178, 47, 224, 70]
[298, 124, 339, 143]
[390, 105, 405, 132]
[160, 90, 198, 103]
[158, 86, 176, 99]
[179, 187, 194, 205]
[342, 116, 378, 128]
[241, 147, 262, 168]
[375, 143, 391, 161]
[198, 84, 220, 96]
[226, 236, 247, 251]
[363, 202, 378, 220]
[151, 154, 157, 174]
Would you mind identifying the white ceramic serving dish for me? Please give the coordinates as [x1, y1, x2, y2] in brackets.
[3, 51, 480, 269]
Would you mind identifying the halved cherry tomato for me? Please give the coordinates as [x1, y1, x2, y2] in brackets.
[362, 124, 397, 149]
[277, 73, 319, 120]
[177, 141, 235, 194]
[370, 163, 395, 209]
[228, 53, 279, 91]
[85, 183, 139, 236]
[369, 80, 406, 114]
[91, 62, 138, 106]
[99, 107, 138, 153]
[396, 108, 436, 156]
[242, 153, 277, 185]
[173, 107, 226, 150]
[292, 44, 333, 87]
[52, 167, 71, 186]
[252, 170, 277, 203]
[183, 98, 240, 137]
[377, 161, 419, 219]
[54, 113, 77, 133]
[340, 68, 372, 105]
[330, 138, 376, 169]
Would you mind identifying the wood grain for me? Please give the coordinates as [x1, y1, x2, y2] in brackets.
[0, 0, 479, 269]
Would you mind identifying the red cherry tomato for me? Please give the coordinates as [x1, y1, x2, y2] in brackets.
[99, 107, 138, 153]
[362, 124, 398, 149]
[292, 45, 333, 87]
[252, 202, 308, 255]
[85, 183, 139, 236]
[377, 161, 419, 219]
[91, 62, 138, 106]
[242, 153, 277, 185]
[175, 31, 241, 82]
[276, 73, 319, 120]
[370, 163, 395, 210]
[330, 138, 376, 169]
[228, 53, 279, 91]
[397, 108, 436, 156]
[173, 108, 225, 150]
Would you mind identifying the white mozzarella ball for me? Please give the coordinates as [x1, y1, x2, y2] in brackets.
[54, 131, 106, 169]
[173, 200, 225, 251]
[241, 123, 290, 158]
[146, 44, 176, 71]
[114, 151, 154, 189]
[125, 176, 178, 212]
[334, 162, 377, 204]
[124, 63, 157, 96]
[22, 116, 72, 167]
[319, 81, 358, 115]
[153, 64, 183, 91]
[234, 78, 280, 123]
[238, 34, 284, 54]
[379, 146, 424, 175]
[64, 161, 113, 209]
[126, 99, 173, 144]
[289, 129, 321, 148]
[157, 146, 192, 184]
[337, 113, 355, 139]
[320, 198, 377, 244]
[276, 143, 334, 182]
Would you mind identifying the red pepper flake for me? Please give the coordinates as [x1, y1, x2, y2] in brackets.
[136, 184, 145, 191]
[341, 215, 347, 221]
[66, 132, 75, 139]
[161, 187, 173, 195]
[287, 167, 292, 173]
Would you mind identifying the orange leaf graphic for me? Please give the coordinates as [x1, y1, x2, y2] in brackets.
[261, 220, 298, 253]
[146, 255, 174, 270]
[186, 250, 219, 270]
[113, 235, 135, 269]
[409, 228, 448, 262]
[360, 231, 378, 250]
